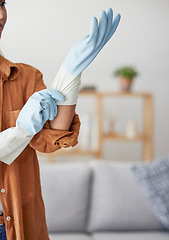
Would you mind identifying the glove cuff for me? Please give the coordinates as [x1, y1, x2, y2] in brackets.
[51, 65, 81, 105]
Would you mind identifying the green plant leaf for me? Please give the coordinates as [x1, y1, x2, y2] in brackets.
[113, 66, 138, 79]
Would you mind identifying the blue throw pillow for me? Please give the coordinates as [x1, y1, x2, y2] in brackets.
[130, 155, 169, 230]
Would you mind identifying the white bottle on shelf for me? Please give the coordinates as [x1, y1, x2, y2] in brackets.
[90, 112, 99, 151]
[78, 113, 91, 151]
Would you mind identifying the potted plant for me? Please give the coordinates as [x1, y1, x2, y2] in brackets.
[113, 66, 138, 91]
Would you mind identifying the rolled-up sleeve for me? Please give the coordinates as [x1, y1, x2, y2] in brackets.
[29, 113, 81, 153]
[28, 69, 81, 153]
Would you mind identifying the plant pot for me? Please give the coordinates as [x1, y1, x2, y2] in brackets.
[118, 77, 133, 92]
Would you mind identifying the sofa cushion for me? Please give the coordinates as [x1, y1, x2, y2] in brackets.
[87, 160, 165, 232]
[49, 233, 91, 240]
[39, 162, 91, 232]
[92, 231, 169, 240]
[131, 155, 169, 230]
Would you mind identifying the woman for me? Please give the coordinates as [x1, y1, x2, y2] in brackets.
[0, 1, 81, 239]
[0, 1, 120, 239]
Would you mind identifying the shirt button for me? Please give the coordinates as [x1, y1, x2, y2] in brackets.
[1, 189, 5, 193]
[6, 216, 11, 221]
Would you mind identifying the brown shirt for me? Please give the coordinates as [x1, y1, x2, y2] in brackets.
[0, 54, 81, 239]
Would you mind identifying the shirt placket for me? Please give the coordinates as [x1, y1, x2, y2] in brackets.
[0, 75, 3, 132]
[0, 74, 4, 213]
[0, 74, 13, 239]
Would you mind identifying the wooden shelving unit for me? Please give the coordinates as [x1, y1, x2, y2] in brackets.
[37, 91, 153, 162]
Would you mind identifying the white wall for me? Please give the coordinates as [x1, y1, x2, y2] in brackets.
[1, 0, 169, 161]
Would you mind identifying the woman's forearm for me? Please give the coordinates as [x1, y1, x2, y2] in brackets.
[49, 105, 76, 130]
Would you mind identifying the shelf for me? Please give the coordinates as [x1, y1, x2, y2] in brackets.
[103, 133, 145, 141]
[42, 91, 153, 162]
[79, 91, 99, 96]
[79, 91, 152, 98]
[78, 91, 153, 161]
[37, 149, 98, 156]
[100, 92, 152, 97]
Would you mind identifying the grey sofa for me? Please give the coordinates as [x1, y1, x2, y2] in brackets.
[39, 160, 169, 240]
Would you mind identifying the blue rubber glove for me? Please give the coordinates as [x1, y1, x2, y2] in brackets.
[63, 8, 121, 76]
[51, 8, 121, 106]
[16, 89, 65, 135]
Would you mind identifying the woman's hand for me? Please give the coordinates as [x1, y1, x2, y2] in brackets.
[16, 89, 65, 135]
[62, 8, 121, 77]
[51, 8, 121, 106]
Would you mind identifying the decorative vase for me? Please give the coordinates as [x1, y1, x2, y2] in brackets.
[118, 77, 133, 92]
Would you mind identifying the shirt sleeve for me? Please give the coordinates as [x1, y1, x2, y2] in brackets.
[28, 70, 81, 153]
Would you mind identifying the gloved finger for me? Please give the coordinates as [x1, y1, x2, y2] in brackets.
[102, 8, 113, 43]
[47, 97, 58, 120]
[49, 97, 58, 118]
[30, 91, 46, 102]
[105, 13, 121, 44]
[41, 99, 56, 121]
[40, 102, 50, 123]
[40, 101, 50, 115]
[49, 89, 66, 102]
[89, 16, 99, 42]
[39, 93, 57, 120]
[96, 10, 108, 47]
[39, 89, 66, 102]
[42, 109, 50, 124]
[38, 89, 54, 101]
